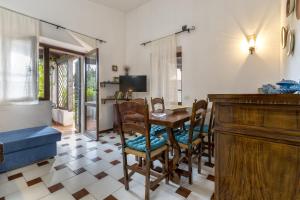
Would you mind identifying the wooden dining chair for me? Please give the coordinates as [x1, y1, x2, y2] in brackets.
[151, 97, 165, 113]
[117, 101, 169, 200]
[175, 99, 208, 184]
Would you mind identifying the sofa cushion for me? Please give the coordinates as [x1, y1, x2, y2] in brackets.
[0, 126, 61, 154]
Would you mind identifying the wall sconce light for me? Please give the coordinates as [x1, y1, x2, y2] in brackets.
[247, 34, 256, 55]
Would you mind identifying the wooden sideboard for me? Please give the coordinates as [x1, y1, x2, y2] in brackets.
[208, 94, 300, 200]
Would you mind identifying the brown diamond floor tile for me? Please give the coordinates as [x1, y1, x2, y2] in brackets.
[37, 160, 49, 167]
[76, 145, 83, 149]
[91, 157, 102, 162]
[76, 138, 82, 141]
[150, 184, 160, 191]
[103, 195, 118, 200]
[104, 149, 113, 153]
[48, 183, 64, 193]
[54, 164, 67, 171]
[61, 144, 69, 147]
[58, 152, 68, 156]
[72, 188, 89, 200]
[101, 141, 108, 144]
[73, 168, 86, 175]
[207, 174, 215, 182]
[176, 186, 192, 198]
[63, 137, 70, 140]
[109, 136, 116, 139]
[8, 173, 23, 181]
[27, 177, 42, 186]
[110, 160, 121, 165]
[118, 177, 132, 185]
[95, 172, 108, 180]
[74, 154, 84, 159]
[114, 143, 121, 146]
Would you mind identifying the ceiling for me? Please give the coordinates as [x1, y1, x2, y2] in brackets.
[88, 0, 150, 12]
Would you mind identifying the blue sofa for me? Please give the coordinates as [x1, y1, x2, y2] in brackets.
[0, 126, 61, 172]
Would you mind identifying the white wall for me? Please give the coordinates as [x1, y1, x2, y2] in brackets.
[0, 0, 126, 131]
[0, 102, 52, 132]
[280, 0, 300, 80]
[126, 0, 281, 105]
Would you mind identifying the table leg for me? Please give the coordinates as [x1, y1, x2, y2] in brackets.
[167, 127, 181, 184]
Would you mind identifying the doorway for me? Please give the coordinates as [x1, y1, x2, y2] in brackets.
[39, 45, 100, 138]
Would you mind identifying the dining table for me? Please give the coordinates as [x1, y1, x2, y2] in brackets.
[149, 109, 191, 184]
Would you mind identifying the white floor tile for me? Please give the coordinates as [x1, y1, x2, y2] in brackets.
[85, 160, 113, 175]
[23, 164, 54, 181]
[5, 183, 49, 200]
[105, 164, 124, 180]
[62, 172, 97, 194]
[41, 167, 76, 187]
[0, 177, 28, 197]
[67, 157, 93, 171]
[80, 194, 97, 200]
[6, 163, 38, 177]
[86, 176, 123, 200]
[40, 189, 75, 200]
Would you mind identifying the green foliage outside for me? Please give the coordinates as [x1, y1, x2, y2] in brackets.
[38, 60, 44, 99]
[86, 67, 96, 102]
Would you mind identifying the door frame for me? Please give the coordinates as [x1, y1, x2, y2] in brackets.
[84, 48, 100, 140]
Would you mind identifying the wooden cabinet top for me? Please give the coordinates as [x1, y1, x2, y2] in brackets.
[208, 94, 300, 105]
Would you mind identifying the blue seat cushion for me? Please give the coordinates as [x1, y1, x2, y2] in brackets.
[150, 125, 166, 135]
[0, 126, 61, 154]
[175, 130, 200, 145]
[126, 135, 166, 152]
[184, 124, 209, 133]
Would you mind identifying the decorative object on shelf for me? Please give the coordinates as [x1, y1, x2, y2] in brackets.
[260, 84, 281, 94]
[297, 0, 300, 19]
[115, 91, 124, 99]
[287, 30, 295, 56]
[277, 79, 300, 94]
[124, 66, 130, 76]
[259, 79, 300, 94]
[286, 0, 296, 17]
[281, 26, 288, 49]
[125, 89, 133, 100]
[112, 65, 118, 72]
[247, 34, 256, 55]
[113, 77, 119, 83]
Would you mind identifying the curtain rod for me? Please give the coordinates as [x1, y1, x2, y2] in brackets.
[141, 25, 196, 46]
[0, 6, 107, 43]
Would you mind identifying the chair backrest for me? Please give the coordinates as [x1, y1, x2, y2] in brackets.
[188, 99, 208, 143]
[151, 97, 165, 113]
[117, 101, 151, 150]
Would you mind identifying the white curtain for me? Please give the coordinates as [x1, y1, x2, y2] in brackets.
[150, 35, 177, 105]
[0, 7, 39, 104]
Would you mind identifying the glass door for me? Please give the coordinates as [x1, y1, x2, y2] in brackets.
[84, 49, 99, 140]
[73, 58, 81, 132]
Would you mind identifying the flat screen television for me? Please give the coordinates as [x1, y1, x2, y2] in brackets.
[120, 75, 147, 92]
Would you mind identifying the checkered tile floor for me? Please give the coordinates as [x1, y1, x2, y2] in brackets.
[0, 132, 215, 200]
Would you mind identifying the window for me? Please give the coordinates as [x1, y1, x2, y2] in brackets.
[177, 47, 182, 105]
